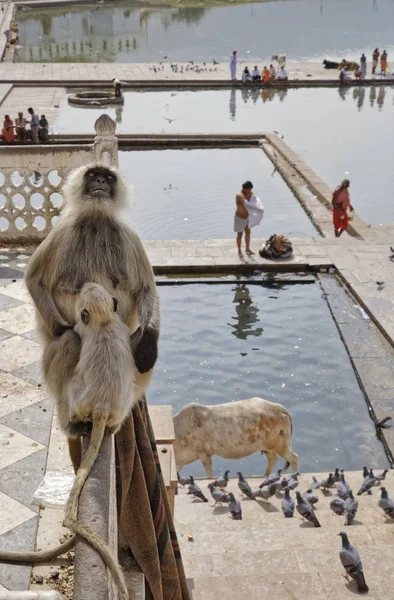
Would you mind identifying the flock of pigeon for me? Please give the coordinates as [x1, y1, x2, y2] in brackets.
[178, 466, 394, 595]
[149, 60, 219, 75]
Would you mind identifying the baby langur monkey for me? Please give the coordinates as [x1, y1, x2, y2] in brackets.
[0, 283, 135, 600]
[63, 282, 136, 600]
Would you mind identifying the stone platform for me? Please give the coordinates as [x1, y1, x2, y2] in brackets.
[1, 61, 393, 86]
[0, 240, 394, 594]
[176, 472, 394, 599]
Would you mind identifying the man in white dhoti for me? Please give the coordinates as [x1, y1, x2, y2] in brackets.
[230, 50, 237, 80]
[234, 180, 264, 257]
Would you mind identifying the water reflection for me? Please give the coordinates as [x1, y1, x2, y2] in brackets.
[15, 4, 209, 63]
[58, 87, 394, 225]
[228, 284, 264, 341]
[337, 84, 387, 111]
[229, 89, 236, 120]
[149, 282, 389, 475]
[15, 0, 394, 64]
[240, 87, 260, 105]
[352, 87, 366, 111]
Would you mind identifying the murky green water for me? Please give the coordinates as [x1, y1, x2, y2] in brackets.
[150, 277, 389, 476]
[118, 148, 317, 239]
[15, 0, 394, 64]
[57, 87, 394, 226]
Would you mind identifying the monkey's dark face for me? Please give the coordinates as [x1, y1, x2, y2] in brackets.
[83, 167, 117, 200]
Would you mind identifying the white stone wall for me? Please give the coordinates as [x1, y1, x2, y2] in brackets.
[0, 114, 119, 242]
[0, 145, 93, 241]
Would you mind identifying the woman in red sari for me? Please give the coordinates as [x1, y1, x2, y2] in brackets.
[332, 179, 354, 237]
[2, 115, 15, 144]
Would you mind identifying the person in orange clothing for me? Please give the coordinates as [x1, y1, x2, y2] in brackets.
[2, 115, 15, 144]
[380, 50, 388, 74]
[332, 178, 354, 237]
[261, 66, 271, 83]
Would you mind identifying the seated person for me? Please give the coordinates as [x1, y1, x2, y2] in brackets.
[269, 64, 277, 79]
[242, 67, 251, 83]
[262, 66, 271, 83]
[277, 66, 288, 80]
[354, 66, 363, 79]
[339, 68, 351, 82]
[251, 66, 261, 81]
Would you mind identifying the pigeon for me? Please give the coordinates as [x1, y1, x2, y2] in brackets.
[375, 469, 389, 481]
[362, 466, 369, 479]
[337, 474, 351, 500]
[310, 476, 320, 490]
[187, 478, 208, 502]
[213, 58, 219, 65]
[281, 487, 295, 518]
[287, 472, 299, 490]
[334, 468, 342, 482]
[296, 491, 321, 527]
[320, 473, 335, 490]
[254, 483, 276, 502]
[378, 487, 394, 519]
[214, 470, 230, 489]
[376, 416, 392, 429]
[277, 477, 289, 491]
[376, 281, 385, 289]
[338, 532, 369, 594]
[357, 469, 377, 495]
[344, 490, 358, 525]
[228, 492, 242, 520]
[259, 469, 282, 488]
[330, 497, 346, 515]
[391, 246, 394, 254]
[177, 472, 191, 488]
[208, 483, 229, 506]
[237, 472, 255, 500]
[303, 488, 319, 505]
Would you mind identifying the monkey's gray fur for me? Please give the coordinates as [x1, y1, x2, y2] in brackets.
[25, 162, 160, 469]
[0, 163, 159, 580]
[69, 282, 136, 432]
[62, 282, 135, 600]
[0, 283, 133, 598]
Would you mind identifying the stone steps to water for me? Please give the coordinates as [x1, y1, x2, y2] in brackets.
[175, 471, 394, 599]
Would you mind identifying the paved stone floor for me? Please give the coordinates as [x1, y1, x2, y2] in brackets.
[0, 252, 48, 591]
[0, 87, 66, 129]
[0, 61, 393, 83]
[176, 473, 394, 599]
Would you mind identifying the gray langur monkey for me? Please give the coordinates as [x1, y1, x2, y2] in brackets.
[0, 283, 136, 599]
[63, 282, 135, 600]
[24, 162, 160, 472]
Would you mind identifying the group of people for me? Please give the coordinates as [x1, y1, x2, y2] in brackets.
[372, 48, 389, 75]
[340, 49, 390, 82]
[233, 177, 354, 256]
[2, 108, 49, 144]
[242, 64, 288, 83]
[230, 50, 287, 83]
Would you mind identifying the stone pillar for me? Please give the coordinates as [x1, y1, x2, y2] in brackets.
[93, 114, 119, 168]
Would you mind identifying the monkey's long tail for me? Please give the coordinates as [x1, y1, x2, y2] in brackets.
[0, 534, 76, 563]
[63, 415, 129, 600]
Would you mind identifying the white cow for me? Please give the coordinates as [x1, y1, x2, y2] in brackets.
[173, 397, 298, 478]
[272, 54, 286, 67]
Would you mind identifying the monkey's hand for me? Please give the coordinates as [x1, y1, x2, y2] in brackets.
[132, 327, 158, 373]
[53, 322, 76, 337]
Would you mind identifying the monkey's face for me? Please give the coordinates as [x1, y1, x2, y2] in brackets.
[83, 167, 117, 200]
[77, 283, 119, 327]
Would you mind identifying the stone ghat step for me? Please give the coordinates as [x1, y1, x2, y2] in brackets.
[175, 472, 394, 600]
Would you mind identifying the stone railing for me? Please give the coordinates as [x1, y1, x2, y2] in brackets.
[0, 114, 118, 243]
